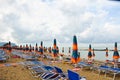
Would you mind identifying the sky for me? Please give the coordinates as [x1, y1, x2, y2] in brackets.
[0, 0, 120, 44]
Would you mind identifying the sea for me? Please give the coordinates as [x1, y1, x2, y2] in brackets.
[19, 42, 120, 62]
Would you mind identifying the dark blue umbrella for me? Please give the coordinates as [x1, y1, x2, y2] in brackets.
[88, 44, 92, 59]
[52, 39, 57, 57]
[113, 42, 119, 60]
[71, 35, 80, 64]
[39, 41, 43, 54]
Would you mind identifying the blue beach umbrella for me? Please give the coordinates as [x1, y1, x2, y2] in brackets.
[92, 48, 95, 57]
[52, 39, 57, 57]
[35, 43, 38, 53]
[88, 44, 92, 59]
[71, 35, 80, 64]
[39, 41, 43, 54]
[106, 48, 108, 57]
[113, 42, 119, 60]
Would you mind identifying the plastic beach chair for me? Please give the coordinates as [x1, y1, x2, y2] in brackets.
[77, 61, 93, 70]
[68, 70, 86, 80]
[54, 66, 68, 78]
[106, 67, 120, 80]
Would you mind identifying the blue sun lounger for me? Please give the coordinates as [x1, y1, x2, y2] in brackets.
[106, 67, 120, 80]
[54, 66, 68, 78]
[98, 65, 120, 80]
[68, 70, 86, 80]
[77, 62, 93, 70]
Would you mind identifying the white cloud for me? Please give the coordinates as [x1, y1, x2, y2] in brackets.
[0, 0, 120, 44]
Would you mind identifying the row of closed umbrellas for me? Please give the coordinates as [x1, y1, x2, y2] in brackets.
[4, 36, 120, 64]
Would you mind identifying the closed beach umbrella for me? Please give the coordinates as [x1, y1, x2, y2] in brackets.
[106, 48, 108, 57]
[62, 47, 64, 53]
[88, 44, 92, 59]
[35, 43, 38, 53]
[71, 35, 80, 64]
[39, 41, 43, 54]
[29, 44, 32, 52]
[113, 42, 119, 60]
[106, 47, 109, 62]
[68, 47, 71, 53]
[92, 48, 95, 57]
[52, 39, 57, 57]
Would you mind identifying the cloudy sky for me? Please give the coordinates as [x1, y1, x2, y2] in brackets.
[0, 0, 120, 44]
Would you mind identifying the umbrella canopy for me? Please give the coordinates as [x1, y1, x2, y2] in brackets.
[62, 47, 64, 53]
[29, 44, 32, 52]
[92, 48, 95, 57]
[68, 47, 71, 53]
[41, 41, 43, 47]
[71, 35, 80, 64]
[52, 39, 57, 57]
[35, 43, 38, 52]
[113, 42, 119, 60]
[39, 41, 43, 54]
[106, 48, 108, 57]
[26, 44, 29, 51]
[88, 44, 92, 58]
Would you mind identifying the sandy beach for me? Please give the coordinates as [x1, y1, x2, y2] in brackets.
[0, 52, 120, 80]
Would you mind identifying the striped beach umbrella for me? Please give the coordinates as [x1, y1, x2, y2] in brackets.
[106, 48, 108, 57]
[35, 43, 38, 53]
[26, 44, 29, 52]
[52, 39, 57, 57]
[39, 41, 43, 54]
[92, 48, 95, 57]
[8, 41, 12, 54]
[113, 42, 119, 60]
[62, 47, 64, 53]
[106, 47, 109, 62]
[69, 47, 71, 53]
[29, 44, 32, 52]
[88, 44, 92, 59]
[71, 35, 80, 64]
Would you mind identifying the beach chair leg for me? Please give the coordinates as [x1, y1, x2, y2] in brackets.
[98, 70, 101, 80]
[105, 71, 107, 78]
[113, 73, 116, 80]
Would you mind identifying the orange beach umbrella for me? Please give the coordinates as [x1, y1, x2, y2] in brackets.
[113, 42, 119, 60]
[52, 39, 58, 57]
[106, 48, 108, 57]
[71, 35, 80, 64]
[92, 48, 95, 57]
[88, 44, 92, 59]
[39, 41, 43, 54]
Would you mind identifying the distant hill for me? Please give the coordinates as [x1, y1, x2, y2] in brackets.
[0, 42, 17, 47]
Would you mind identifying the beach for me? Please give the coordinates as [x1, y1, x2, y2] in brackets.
[0, 52, 120, 80]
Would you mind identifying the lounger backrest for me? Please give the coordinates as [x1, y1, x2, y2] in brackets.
[68, 70, 80, 80]
[54, 66, 63, 73]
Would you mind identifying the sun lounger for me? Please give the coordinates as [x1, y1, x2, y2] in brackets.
[68, 70, 86, 80]
[32, 65, 55, 77]
[77, 62, 93, 70]
[0, 57, 7, 62]
[106, 67, 120, 80]
[54, 66, 68, 78]
[98, 65, 120, 80]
